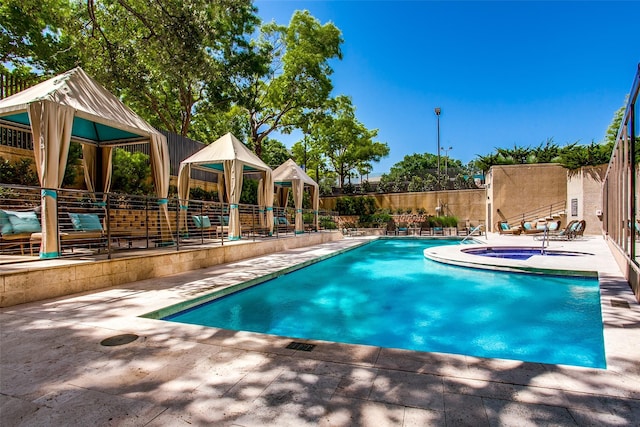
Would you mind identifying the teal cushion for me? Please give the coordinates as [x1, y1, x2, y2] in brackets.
[0, 209, 12, 235]
[193, 215, 211, 228]
[536, 223, 547, 230]
[68, 213, 82, 230]
[548, 222, 559, 231]
[500, 222, 509, 231]
[69, 213, 102, 231]
[523, 222, 533, 230]
[278, 217, 290, 225]
[220, 215, 229, 226]
[6, 210, 41, 234]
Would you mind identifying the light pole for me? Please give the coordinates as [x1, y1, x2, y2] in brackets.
[441, 146, 452, 177]
[434, 107, 441, 180]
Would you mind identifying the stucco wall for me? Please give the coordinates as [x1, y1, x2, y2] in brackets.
[320, 189, 487, 226]
[487, 164, 568, 231]
[566, 166, 606, 236]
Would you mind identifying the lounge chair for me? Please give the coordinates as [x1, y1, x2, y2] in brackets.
[546, 220, 584, 241]
[497, 221, 522, 235]
[521, 220, 550, 235]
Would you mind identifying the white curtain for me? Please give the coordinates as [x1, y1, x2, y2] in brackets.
[28, 100, 74, 258]
[263, 170, 274, 235]
[311, 184, 320, 230]
[149, 133, 172, 242]
[82, 144, 113, 195]
[177, 163, 192, 232]
[292, 179, 304, 234]
[223, 160, 243, 240]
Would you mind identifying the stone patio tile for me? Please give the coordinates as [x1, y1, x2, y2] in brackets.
[368, 369, 445, 411]
[16, 386, 166, 426]
[334, 366, 379, 399]
[0, 393, 42, 425]
[543, 367, 640, 399]
[144, 397, 248, 426]
[562, 390, 640, 421]
[568, 407, 638, 427]
[464, 356, 553, 386]
[253, 370, 342, 407]
[299, 340, 381, 366]
[319, 397, 408, 427]
[444, 392, 490, 426]
[402, 405, 444, 426]
[376, 347, 469, 376]
[443, 376, 570, 407]
[483, 398, 578, 427]
[233, 399, 329, 426]
[223, 368, 286, 401]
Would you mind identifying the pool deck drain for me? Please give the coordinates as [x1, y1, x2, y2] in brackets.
[1, 234, 639, 426]
[286, 341, 316, 351]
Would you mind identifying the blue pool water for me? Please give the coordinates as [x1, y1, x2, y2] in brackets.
[164, 239, 606, 368]
[463, 247, 590, 260]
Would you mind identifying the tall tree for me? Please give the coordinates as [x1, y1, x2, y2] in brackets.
[233, 10, 343, 159]
[83, 0, 260, 137]
[311, 96, 389, 188]
[0, 0, 79, 73]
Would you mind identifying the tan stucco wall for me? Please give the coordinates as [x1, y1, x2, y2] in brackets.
[487, 164, 567, 231]
[0, 146, 33, 164]
[320, 189, 487, 226]
[566, 165, 606, 236]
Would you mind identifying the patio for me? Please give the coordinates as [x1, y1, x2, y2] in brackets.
[1, 234, 639, 426]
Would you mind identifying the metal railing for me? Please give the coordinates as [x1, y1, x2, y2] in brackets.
[499, 200, 566, 227]
[0, 184, 339, 259]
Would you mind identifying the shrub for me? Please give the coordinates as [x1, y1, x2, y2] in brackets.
[0, 157, 39, 185]
[320, 216, 337, 229]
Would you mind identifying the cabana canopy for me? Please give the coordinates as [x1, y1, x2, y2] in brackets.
[272, 159, 320, 233]
[0, 67, 170, 258]
[177, 132, 274, 239]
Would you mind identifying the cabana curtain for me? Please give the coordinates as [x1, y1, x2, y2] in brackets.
[28, 101, 74, 258]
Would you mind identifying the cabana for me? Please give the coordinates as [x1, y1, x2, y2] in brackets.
[177, 133, 273, 240]
[0, 67, 170, 258]
[272, 159, 320, 234]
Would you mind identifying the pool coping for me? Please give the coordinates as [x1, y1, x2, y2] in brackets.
[424, 243, 599, 278]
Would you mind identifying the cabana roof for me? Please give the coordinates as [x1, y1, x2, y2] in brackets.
[272, 159, 318, 189]
[0, 67, 161, 145]
[180, 132, 270, 173]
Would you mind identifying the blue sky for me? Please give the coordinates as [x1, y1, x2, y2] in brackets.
[255, 1, 639, 175]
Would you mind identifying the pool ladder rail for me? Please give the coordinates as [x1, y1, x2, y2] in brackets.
[460, 225, 484, 244]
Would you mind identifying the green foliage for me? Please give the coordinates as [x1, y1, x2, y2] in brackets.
[334, 196, 376, 216]
[237, 10, 343, 159]
[239, 178, 258, 205]
[558, 141, 613, 170]
[319, 215, 337, 229]
[261, 138, 292, 169]
[111, 148, 152, 195]
[81, 0, 260, 138]
[189, 187, 218, 201]
[309, 96, 389, 187]
[0, 157, 39, 185]
[0, 0, 79, 72]
[428, 215, 458, 227]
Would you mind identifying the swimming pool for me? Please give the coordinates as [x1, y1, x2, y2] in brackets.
[162, 238, 606, 368]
